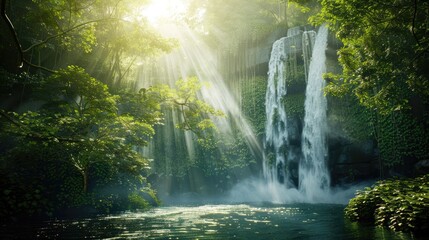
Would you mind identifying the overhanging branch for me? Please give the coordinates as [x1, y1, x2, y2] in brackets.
[0, 109, 84, 143]
[23, 18, 117, 53]
[1, 0, 24, 67]
[1, 0, 118, 72]
[23, 59, 56, 73]
[411, 0, 421, 47]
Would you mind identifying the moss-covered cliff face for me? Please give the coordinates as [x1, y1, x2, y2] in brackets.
[324, 31, 429, 183]
[324, 34, 380, 184]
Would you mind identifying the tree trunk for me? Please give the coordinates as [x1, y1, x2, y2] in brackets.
[81, 169, 88, 193]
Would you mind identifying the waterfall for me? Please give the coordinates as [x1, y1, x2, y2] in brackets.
[302, 31, 316, 82]
[264, 28, 317, 187]
[264, 36, 288, 184]
[231, 25, 367, 204]
[264, 30, 304, 187]
[299, 24, 330, 200]
[262, 25, 330, 202]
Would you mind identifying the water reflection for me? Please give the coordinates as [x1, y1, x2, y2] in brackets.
[1, 204, 420, 239]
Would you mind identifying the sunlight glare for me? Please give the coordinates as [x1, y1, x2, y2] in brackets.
[141, 0, 188, 25]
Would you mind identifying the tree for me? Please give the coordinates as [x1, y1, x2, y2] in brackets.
[301, 0, 429, 170]
[189, 0, 287, 50]
[0, 0, 175, 78]
[311, 0, 429, 115]
[0, 65, 225, 219]
[1, 0, 229, 219]
[2, 66, 151, 192]
[151, 77, 224, 136]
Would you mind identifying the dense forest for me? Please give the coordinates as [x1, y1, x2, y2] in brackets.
[1, 0, 428, 238]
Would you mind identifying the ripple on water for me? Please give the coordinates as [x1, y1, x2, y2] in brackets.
[0, 204, 421, 240]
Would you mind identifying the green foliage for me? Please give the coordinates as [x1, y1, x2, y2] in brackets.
[327, 92, 374, 142]
[0, 141, 67, 219]
[41, 65, 118, 125]
[1, 0, 234, 220]
[377, 111, 429, 168]
[0, 68, 45, 95]
[265, 152, 276, 166]
[345, 175, 429, 233]
[313, 0, 429, 114]
[1, 180, 53, 220]
[133, 76, 233, 183]
[152, 76, 225, 139]
[2, 0, 176, 87]
[286, 62, 306, 87]
[197, 129, 257, 177]
[197, 0, 313, 50]
[328, 91, 428, 168]
[126, 187, 161, 210]
[1, 65, 226, 219]
[313, 0, 429, 170]
[324, 72, 350, 98]
[283, 94, 305, 118]
[345, 187, 382, 223]
[241, 76, 267, 135]
[128, 192, 150, 210]
[26, 0, 98, 53]
[0, 66, 158, 219]
[151, 121, 257, 182]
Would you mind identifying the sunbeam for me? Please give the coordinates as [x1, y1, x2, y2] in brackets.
[141, 0, 188, 25]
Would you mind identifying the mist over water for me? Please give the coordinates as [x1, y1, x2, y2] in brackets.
[226, 178, 372, 205]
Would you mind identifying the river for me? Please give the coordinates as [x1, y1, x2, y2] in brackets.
[0, 203, 418, 239]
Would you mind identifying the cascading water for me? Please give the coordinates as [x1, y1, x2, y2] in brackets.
[263, 26, 310, 189]
[264, 36, 288, 185]
[263, 27, 316, 188]
[299, 24, 330, 200]
[302, 31, 316, 82]
[261, 25, 331, 202]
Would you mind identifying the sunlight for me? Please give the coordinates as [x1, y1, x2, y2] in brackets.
[141, 0, 188, 25]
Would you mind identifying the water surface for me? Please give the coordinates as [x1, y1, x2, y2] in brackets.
[1, 203, 417, 239]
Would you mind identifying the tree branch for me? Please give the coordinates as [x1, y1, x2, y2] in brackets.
[23, 18, 117, 53]
[411, 0, 421, 47]
[116, 56, 137, 84]
[1, 0, 118, 71]
[23, 59, 56, 73]
[265, 9, 282, 24]
[1, 0, 24, 67]
[0, 109, 83, 143]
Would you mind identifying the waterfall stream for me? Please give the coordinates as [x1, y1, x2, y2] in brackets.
[264, 35, 289, 185]
[299, 24, 330, 200]
[262, 25, 330, 202]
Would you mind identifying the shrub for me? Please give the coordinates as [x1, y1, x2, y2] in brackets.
[128, 192, 150, 210]
[345, 174, 429, 233]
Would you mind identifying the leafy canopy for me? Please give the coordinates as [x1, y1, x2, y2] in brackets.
[309, 0, 429, 114]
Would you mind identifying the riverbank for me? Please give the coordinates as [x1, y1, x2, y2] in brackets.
[345, 174, 429, 235]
